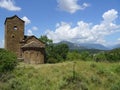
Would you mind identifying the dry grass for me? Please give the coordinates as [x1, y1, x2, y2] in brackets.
[0, 61, 120, 90]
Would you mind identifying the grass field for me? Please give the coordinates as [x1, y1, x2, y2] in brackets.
[0, 61, 120, 90]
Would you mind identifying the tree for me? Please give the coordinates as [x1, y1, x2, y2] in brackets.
[54, 44, 69, 60]
[80, 51, 90, 61]
[94, 52, 106, 62]
[39, 35, 53, 45]
[39, 35, 69, 63]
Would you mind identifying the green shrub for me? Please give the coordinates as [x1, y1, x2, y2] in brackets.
[47, 57, 58, 63]
[67, 51, 81, 61]
[0, 49, 17, 73]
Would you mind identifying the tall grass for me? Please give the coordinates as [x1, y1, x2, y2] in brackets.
[0, 61, 120, 90]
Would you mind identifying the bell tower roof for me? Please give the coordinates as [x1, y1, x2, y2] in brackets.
[4, 15, 24, 25]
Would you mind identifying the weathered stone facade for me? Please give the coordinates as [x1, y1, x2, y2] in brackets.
[5, 15, 24, 58]
[21, 41, 45, 64]
[4, 15, 45, 64]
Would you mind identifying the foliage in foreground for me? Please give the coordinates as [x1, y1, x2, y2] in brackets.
[0, 61, 120, 90]
[0, 49, 17, 73]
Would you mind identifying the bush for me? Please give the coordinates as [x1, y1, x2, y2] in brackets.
[0, 49, 17, 73]
[47, 58, 58, 63]
[67, 51, 81, 61]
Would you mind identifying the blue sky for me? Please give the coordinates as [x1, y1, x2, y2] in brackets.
[0, 0, 120, 48]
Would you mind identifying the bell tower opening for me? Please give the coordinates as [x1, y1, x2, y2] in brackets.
[13, 26, 18, 30]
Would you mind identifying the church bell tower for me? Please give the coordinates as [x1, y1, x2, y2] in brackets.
[4, 15, 25, 57]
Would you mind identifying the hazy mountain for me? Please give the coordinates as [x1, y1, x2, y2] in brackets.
[112, 44, 120, 49]
[58, 41, 86, 50]
[58, 41, 109, 50]
[79, 43, 109, 50]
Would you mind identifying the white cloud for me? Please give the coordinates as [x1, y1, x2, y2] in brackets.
[0, 40, 4, 48]
[21, 16, 31, 25]
[118, 38, 120, 41]
[83, 3, 89, 8]
[102, 9, 118, 24]
[22, 16, 38, 36]
[27, 26, 39, 36]
[27, 29, 33, 36]
[32, 26, 38, 31]
[57, 0, 89, 14]
[46, 9, 120, 45]
[0, 0, 21, 11]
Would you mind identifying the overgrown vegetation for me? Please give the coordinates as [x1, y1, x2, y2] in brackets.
[0, 36, 120, 90]
[94, 48, 120, 62]
[0, 61, 120, 90]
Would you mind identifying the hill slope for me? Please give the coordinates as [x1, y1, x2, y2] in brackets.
[0, 61, 120, 90]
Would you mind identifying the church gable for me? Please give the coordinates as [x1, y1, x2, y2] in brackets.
[23, 36, 45, 48]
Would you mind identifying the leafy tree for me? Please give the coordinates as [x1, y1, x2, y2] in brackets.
[0, 49, 17, 73]
[39, 35, 53, 62]
[54, 44, 69, 61]
[39, 35, 53, 45]
[93, 48, 120, 62]
[105, 48, 120, 62]
[39, 35, 69, 63]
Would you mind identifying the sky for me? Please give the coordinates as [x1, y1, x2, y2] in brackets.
[0, 0, 120, 48]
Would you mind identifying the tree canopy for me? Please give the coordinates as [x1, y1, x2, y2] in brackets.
[39, 35, 69, 63]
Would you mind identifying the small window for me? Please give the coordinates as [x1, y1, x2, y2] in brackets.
[14, 26, 18, 30]
[11, 34, 15, 38]
[12, 35, 14, 38]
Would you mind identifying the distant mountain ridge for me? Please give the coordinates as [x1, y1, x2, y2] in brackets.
[79, 43, 109, 50]
[112, 44, 120, 49]
[58, 41, 109, 50]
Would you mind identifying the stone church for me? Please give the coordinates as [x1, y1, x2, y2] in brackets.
[4, 15, 45, 64]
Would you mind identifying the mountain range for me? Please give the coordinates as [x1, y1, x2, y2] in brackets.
[58, 41, 120, 50]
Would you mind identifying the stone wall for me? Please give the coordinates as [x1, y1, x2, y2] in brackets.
[22, 48, 45, 64]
